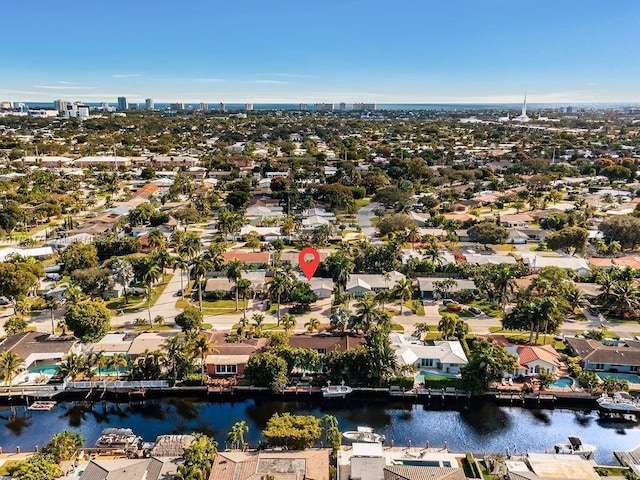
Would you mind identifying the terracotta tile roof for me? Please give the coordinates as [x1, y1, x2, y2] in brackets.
[516, 345, 562, 367]
[209, 449, 330, 480]
[288, 333, 365, 352]
[223, 251, 271, 264]
[202, 331, 266, 356]
[383, 465, 466, 480]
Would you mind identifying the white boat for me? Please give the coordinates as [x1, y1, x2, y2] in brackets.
[597, 392, 640, 413]
[321, 382, 353, 398]
[550, 437, 596, 459]
[28, 401, 56, 411]
[343, 426, 386, 443]
[95, 428, 142, 450]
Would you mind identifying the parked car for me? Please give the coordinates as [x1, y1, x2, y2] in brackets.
[467, 307, 483, 316]
[442, 299, 457, 306]
[0, 296, 10, 305]
[46, 273, 62, 281]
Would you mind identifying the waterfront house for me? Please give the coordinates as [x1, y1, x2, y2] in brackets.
[565, 337, 640, 374]
[346, 271, 406, 297]
[506, 454, 600, 480]
[208, 449, 330, 480]
[79, 457, 180, 480]
[204, 332, 266, 377]
[88, 333, 132, 358]
[127, 332, 173, 359]
[0, 331, 80, 372]
[390, 335, 468, 375]
[507, 345, 563, 377]
[416, 277, 476, 300]
[288, 332, 365, 354]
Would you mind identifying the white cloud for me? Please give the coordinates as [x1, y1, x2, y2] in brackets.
[112, 73, 142, 78]
[250, 80, 291, 85]
[34, 85, 95, 90]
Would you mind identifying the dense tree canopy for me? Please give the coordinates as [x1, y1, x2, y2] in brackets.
[467, 220, 508, 245]
[461, 339, 518, 394]
[262, 413, 323, 450]
[64, 300, 111, 342]
[60, 242, 98, 273]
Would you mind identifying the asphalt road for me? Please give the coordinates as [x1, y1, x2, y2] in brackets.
[356, 202, 380, 239]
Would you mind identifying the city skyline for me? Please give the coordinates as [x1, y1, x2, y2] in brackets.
[2, 0, 640, 104]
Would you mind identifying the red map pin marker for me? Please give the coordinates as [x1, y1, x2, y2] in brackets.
[299, 247, 320, 281]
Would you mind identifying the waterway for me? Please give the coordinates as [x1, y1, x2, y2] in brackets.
[0, 397, 638, 465]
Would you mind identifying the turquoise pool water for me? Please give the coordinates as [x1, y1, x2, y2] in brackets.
[416, 371, 460, 383]
[550, 376, 574, 388]
[92, 366, 128, 376]
[27, 365, 60, 376]
[597, 372, 640, 384]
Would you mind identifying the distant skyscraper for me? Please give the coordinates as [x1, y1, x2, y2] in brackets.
[117, 97, 128, 111]
[339, 102, 346, 111]
[218, 102, 225, 112]
[129, 102, 139, 110]
[169, 102, 185, 110]
[315, 103, 333, 111]
[353, 103, 376, 111]
[145, 98, 154, 110]
[54, 99, 67, 113]
[199, 102, 209, 111]
[299, 103, 308, 111]
[245, 103, 254, 111]
[514, 93, 530, 122]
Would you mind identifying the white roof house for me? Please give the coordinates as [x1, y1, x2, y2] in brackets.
[0, 246, 53, 262]
[390, 335, 468, 375]
[522, 253, 591, 275]
[346, 271, 406, 296]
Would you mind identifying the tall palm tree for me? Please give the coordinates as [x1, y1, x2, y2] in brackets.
[153, 249, 174, 278]
[45, 297, 60, 335]
[325, 252, 354, 294]
[494, 265, 517, 314]
[0, 351, 22, 395]
[91, 351, 108, 381]
[226, 421, 249, 450]
[174, 255, 190, 300]
[140, 261, 162, 327]
[421, 238, 444, 267]
[351, 294, 385, 332]
[59, 352, 86, 381]
[235, 278, 254, 317]
[305, 317, 320, 333]
[147, 229, 167, 251]
[393, 278, 414, 314]
[111, 258, 134, 305]
[193, 335, 217, 384]
[179, 233, 202, 260]
[225, 259, 247, 311]
[190, 254, 213, 312]
[251, 313, 265, 335]
[438, 314, 459, 340]
[268, 270, 292, 323]
[109, 353, 128, 381]
[163, 336, 184, 379]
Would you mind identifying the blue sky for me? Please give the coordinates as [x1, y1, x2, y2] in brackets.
[3, 0, 640, 104]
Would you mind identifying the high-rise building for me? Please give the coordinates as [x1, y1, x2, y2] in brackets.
[353, 103, 376, 111]
[218, 102, 225, 112]
[117, 97, 128, 111]
[245, 103, 254, 111]
[299, 103, 308, 111]
[169, 102, 185, 110]
[129, 103, 139, 110]
[339, 102, 346, 111]
[54, 99, 68, 113]
[66, 102, 90, 120]
[145, 98, 154, 110]
[0, 101, 13, 109]
[514, 93, 530, 122]
[315, 103, 333, 111]
[199, 102, 209, 111]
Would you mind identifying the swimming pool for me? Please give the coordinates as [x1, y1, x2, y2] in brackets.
[550, 376, 574, 389]
[27, 365, 60, 376]
[415, 371, 460, 383]
[596, 372, 640, 384]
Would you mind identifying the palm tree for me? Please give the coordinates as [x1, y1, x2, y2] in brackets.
[0, 351, 22, 395]
[109, 353, 128, 380]
[280, 313, 297, 334]
[147, 229, 167, 251]
[179, 233, 202, 260]
[305, 317, 320, 333]
[153, 249, 174, 278]
[59, 352, 86, 381]
[140, 261, 162, 327]
[393, 278, 414, 314]
[329, 307, 350, 332]
[438, 314, 459, 340]
[163, 336, 184, 379]
[225, 259, 247, 311]
[268, 270, 291, 323]
[226, 421, 249, 450]
[63, 285, 83, 305]
[325, 252, 354, 294]
[91, 351, 108, 381]
[190, 254, 213, 311]
[251, 313, 265, 335]
[193, 335, 217, 384]
[45, 297, 60, 335]
[413, 322, 431, 341]
[235, 278, 254, 317]
[421, 238, 444, 267]
[111, 258, 134, 305]
[374, 289, 393, 311]
[494, 265, 517, 314]
[351, 294, 385, 332]
[173, 255, 190, 300]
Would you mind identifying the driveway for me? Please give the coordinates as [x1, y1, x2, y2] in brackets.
[356, 202, 380, 238]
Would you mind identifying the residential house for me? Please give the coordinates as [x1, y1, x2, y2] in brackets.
[204, 271, 266, 296]
[506, 345, 563, 377]
[565, 337, 640, 374]
[346, 271, 406, 297]
[309, 277, 334, 299]
[281, 250, 330, 267]
[589, 256, 640, 270]
[505, 455, 600, 480]
[383, 465, 465, 480]
[223, 251, 271, 268]
[204, 332, 266, 377]
[208, 449, 330, 480]
[79, 457, 180, 480]
[500, 213, 534, 228]
[416, 277, 476, 300]
[523, 254, 591, 276]
[390, 334, 468, 375]
[0, 331, 80, 371]
[44, 233, 95, 250]
[0, 246, 53, 262]
[127, 332, 173, 359]
[288, 333, 365, 354]
[463, 253, 517, 266]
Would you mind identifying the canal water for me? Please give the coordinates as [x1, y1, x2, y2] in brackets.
[1, 397, 638, 465]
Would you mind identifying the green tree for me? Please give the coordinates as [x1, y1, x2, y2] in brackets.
[546, 226, 589, 255]
[9, 453, 62, 480]
[365, 325, 397, 386]
[290, 282, 319, 311]
[109, 352, 128, 380]
[190, 254, 213, 311]
[461, 339, 518, 395]
[0, 351, 22, 394]
[393, 278, 414, 313]
[599, 215, 640, 250]
[468, 220, 508, 245]
[175, 306, 204, 333]
[244, 352, 288, 392]
[438, 313, 460, 339]
[45, 297, 60, 335]
[324, 252, 354, 294]
[280, 313, 297, 333]
[64, 300, 111, 342]
[70, 267, 113, 297]
[0, 262, 40, 313]
[377, 213, 415, 236]
[60, 242, 98, 273]
[262, 413, 323, 450]
[268, 269, 294, 322]
[176, 433, 217, 480]
[226, 420, 249, 450]
[58, 352, 86, 380]
[193, 334, 217, 383]
[3, 316, 28, 336]
[42, 430, 84, 463]
[225, 259, 247, 311]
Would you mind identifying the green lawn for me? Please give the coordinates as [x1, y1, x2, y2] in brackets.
[439, 306, 473, 318]
[487, 328, 565, 350]
[133, 324, 175, 332]
[354, 198, 371, 210]
[468, 300, 502, 318]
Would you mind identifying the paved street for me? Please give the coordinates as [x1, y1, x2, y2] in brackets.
[356, 202, 380, 238]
